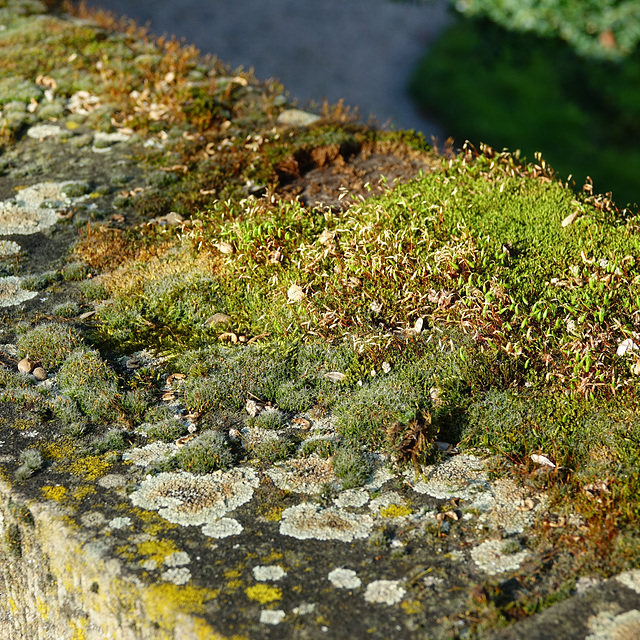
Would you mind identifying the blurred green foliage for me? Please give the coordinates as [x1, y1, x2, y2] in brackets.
[409, 17, 640, 204]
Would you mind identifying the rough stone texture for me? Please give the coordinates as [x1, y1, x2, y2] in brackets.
[0, 2, 638, 639]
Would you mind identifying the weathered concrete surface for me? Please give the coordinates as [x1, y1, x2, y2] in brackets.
[1, 2, 640, 640]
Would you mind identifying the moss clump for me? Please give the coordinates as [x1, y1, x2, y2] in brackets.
[332, 447, 374, 489]
[334, 371, 424, 450]
[175, 430, 233, 473]
[91, 429, 130, 454]
[61, 262, 90, 282]
[275, 380, 316, 413]
[251, 437, 297, 464]
[17, 323, 83, 370]
[252, 410, 286, 430]
[299, 438, 336, 459]
[14, 448, 43, 481]
[52, 301, 81, 318]
[57, 348, 119, 422]
[181, 345, 292, 413]
[144, 419, 186, 443]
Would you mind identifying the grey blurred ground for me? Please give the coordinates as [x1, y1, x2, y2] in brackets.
[82, 0, 452, 140]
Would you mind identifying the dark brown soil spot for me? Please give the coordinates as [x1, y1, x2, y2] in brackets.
[276, 141, 441, 210]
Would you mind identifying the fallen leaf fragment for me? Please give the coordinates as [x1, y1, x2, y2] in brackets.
[246, 399, 262, 417]
[515, 498, 535, 512]
[216, 241, 234, 254]
[166, 373, 186, 386]
[218, 332, 238, 343]
[617, 338, 639, 356]
[561, 211, 578, 227]
[176, 434, 197, 448]
[292, 418, 311, 429]
[531, 453, 556, 469]
[324, 372, 345, 382]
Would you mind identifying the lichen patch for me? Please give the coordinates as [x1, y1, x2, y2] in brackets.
[0, 276, 37, 307]
[279, 503, 373, 541]
[0, 181, 85, 235]
[408, 455, 488, 500]
[617, 570, 640, 594]
[333, 489, 369, 508]
[252, 565, 287, 582]
[201, 517, 243, 539]
[123, 442, 178, 467]
[586, 609, 640, 640]
[363, 580, 406, 605]
[0, 240, 21, 256]
[266, 457, 338, 494]
[260, 609, 286, 625]
[129, 468, 258, 526]
[469, 539, 528, 575]
[328, 568, 362, 589]
[161, 567, 192, 585]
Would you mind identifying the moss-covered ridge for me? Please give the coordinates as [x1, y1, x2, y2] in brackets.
[2, 1, 640, 638]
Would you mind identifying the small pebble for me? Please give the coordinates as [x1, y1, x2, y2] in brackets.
[17, 357, 33, 374]
[33, 367, 47, 381]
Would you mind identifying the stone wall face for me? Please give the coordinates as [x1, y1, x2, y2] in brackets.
[2, 2, 640, 639]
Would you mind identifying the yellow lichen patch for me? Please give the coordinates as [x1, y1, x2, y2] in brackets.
[379, 504, 413, 518]
[263, 551, 284, 563]
[137, 538, 179, 565]
[141, 583, 219, 632]
[70, 617, 88, 640]
[67, 455, 111, 480]
[11, 417, 37, 430]
[245, 584, 282, 604]
[224, 569, 242, 579]
[130, 506, 178, 533]
[35, 596, 50, 620]
[401, 599, 424, 615]
[263, 506, 285, 522]
[72, 485, 96, 500]
[192, 616, 248, 640]
[41, 485, 68, 502]
[41, 438, 77, 462]
[224, 579, 244, 593]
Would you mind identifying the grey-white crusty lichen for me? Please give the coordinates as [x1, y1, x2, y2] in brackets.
[363, 580, 406, 605]
[252, 565, 287, 582]
[279, 503, 373, 541]
[328, 568, 362, 590]
[617, 569, 640, 593]
[0, 276, 37, 307]
[260, 609, 286, 625]
[469, 539, 529, 575]
[585, 609, 640, 640]
[0, 240, 21, 256]
[122, 441, 178, 467]
[266, 457, 338, 494]
[201, 517, 243, 539]
[129, 468, 258, 527]
[0, 181, 87, 235]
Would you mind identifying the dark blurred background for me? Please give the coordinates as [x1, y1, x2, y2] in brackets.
[81, 0, 640, 206]
[82, 0, 451, 138]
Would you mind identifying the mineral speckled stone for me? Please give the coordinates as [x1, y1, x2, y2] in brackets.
[32, 366, 47, 381]
[17, 357, 33, 373]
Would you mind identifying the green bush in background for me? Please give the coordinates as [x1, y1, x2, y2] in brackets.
[409, 16, 640, 205]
